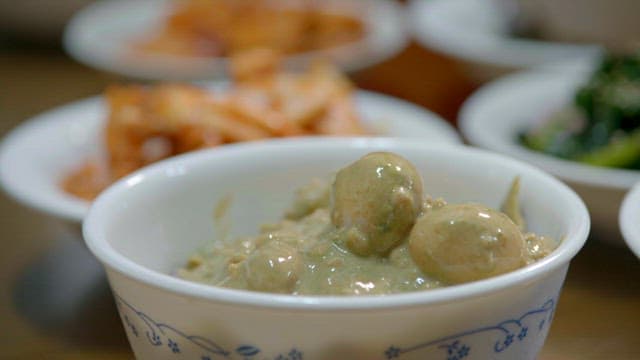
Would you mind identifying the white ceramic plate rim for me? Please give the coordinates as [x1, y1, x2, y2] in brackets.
[408, 0, 601, 69]
[620, 182, 640, 258]
[459, 68, 640, 190]
[83, 138, 590, 310]
[63, 0, 408, 80]
[0, 86, 460, 224]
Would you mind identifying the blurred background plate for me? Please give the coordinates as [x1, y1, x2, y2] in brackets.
[620, 182, 640, 258]
[408, 0, 602, 82]
[459, 68, 640, 247]
[63, 0, 409, 80]
[0, 86, 460, 225]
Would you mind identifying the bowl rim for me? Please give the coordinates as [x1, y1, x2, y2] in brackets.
[407, 0, 601, 70]
[620, 182, 640, 258]
[459, 68, 640, 190]
[0, 96, 98, 223]
[0, 88, 459, 225]
[63, 0, 409, 80]
[83, 137, 590, 310]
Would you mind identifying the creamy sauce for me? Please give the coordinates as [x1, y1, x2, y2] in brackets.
[178, 152, 558, 295]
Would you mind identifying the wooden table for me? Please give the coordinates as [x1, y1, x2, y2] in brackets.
[1, 42, 638, 359]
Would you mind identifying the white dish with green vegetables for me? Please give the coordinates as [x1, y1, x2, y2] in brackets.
[460, 58, 640, 246]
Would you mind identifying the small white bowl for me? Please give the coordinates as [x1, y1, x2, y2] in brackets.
[63, 0, 408, 80]
[408, 0, 601, 82]
[459, 68, 640, 245]
[0, 88, 460, 227]
[620, 182, 640, 258]
[83, 138, 589, 359]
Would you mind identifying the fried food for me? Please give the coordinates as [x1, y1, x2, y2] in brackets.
[63, 50, 368, 200]
[135, 0, 365, 58]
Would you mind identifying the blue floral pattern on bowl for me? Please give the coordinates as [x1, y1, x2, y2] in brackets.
[114, 293, 302, 359]
[384, 298, 556, 359]
[114, 292, 555, 359]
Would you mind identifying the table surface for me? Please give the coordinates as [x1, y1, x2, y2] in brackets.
[1, 42, 639, 359]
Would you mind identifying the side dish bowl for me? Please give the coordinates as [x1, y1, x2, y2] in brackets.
[459, 68, 639, 246]
[620, 182, 640, 258]
[0, 89, 459, 230]
[63, 0, 407, 80]
[83, 138, 589, 359]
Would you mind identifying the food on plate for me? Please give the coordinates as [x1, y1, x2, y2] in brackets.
[178, 152, 558, 295]
[62, 50, 367, 200]
[521, 52, 640, 169]
[135, 0, 365, 58]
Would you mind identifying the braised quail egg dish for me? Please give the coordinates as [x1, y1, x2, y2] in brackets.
[178, 152, 558, 295]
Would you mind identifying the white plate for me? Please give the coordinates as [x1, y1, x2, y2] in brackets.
[408, 0, 601, 80]
[459, 68, 640, 245]
[0, 87, 460, 224]
[620, 182, 640, 258]
[63, 0, 408, 80]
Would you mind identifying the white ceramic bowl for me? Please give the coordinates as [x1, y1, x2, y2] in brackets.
[408, 0, 601, 82]
[0, 88, 459, 228]
[459, 68, 640, 246]
[83, 138, 589, 359]
[620, 182, 640, 258]
[516, 0, 640, 53]
[63, 0, 408, 80]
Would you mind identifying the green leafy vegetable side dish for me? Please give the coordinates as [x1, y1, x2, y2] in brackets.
[521, 52, 640, 170]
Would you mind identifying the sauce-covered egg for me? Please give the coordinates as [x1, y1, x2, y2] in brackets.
[331, 152, 423, 256]
[245, 240, 303, 293]
[409, 204, 526, 284]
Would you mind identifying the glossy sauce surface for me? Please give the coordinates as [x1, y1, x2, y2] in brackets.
[179, 153, 557, 295]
